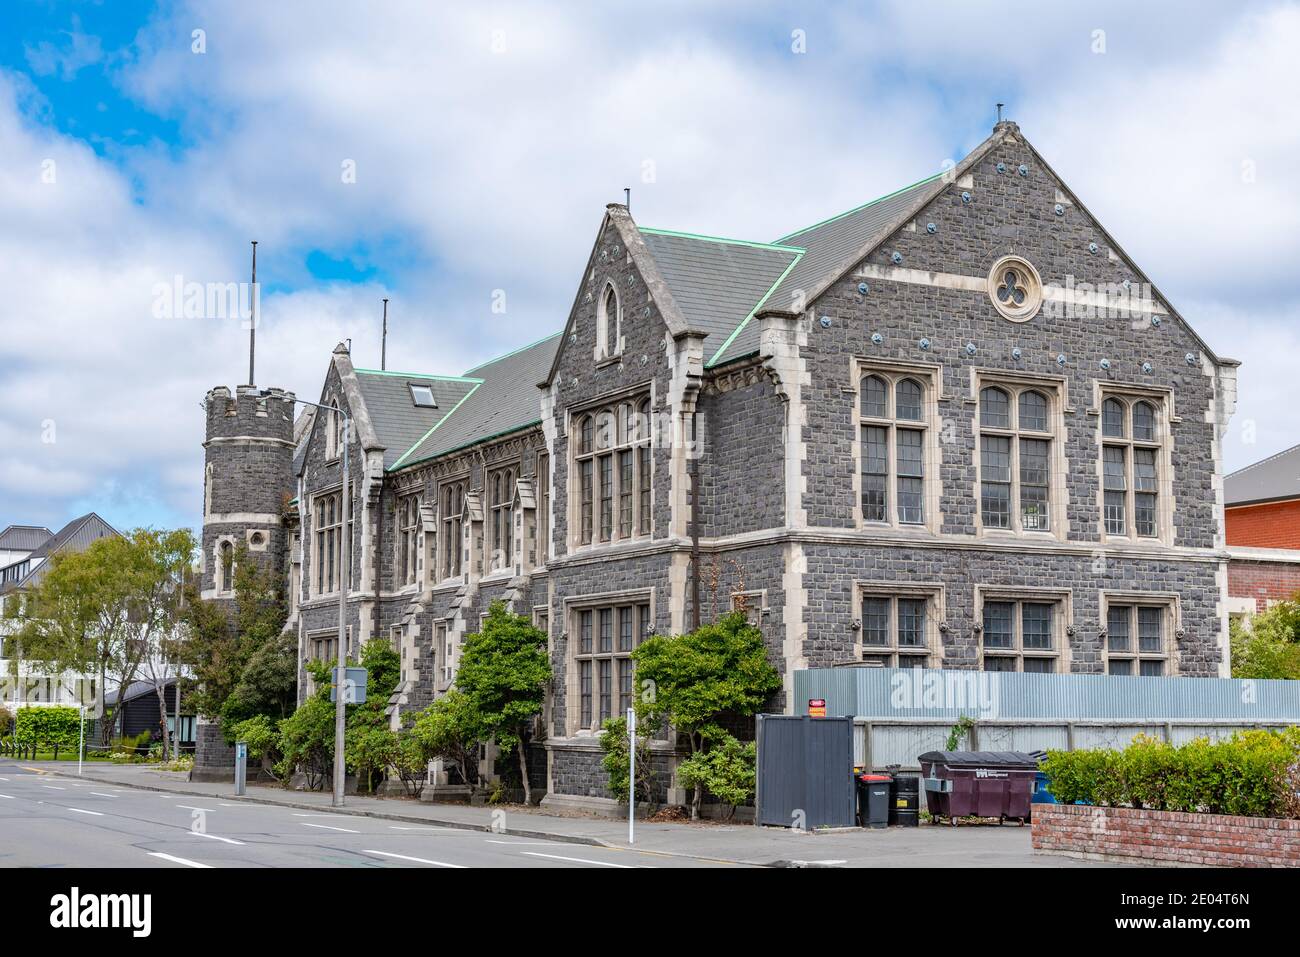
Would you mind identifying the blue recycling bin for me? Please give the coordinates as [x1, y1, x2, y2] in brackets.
[1031, 770, 1057, 804]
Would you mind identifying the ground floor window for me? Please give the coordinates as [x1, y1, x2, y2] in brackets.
[979, 595, 1061, 672]
[1105, 601, 1174, 676]
[573, 600, 651, 732]
[858, 591, 936, 668]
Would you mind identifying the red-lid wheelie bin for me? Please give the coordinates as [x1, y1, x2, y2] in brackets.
[917, 751, 1040, 826]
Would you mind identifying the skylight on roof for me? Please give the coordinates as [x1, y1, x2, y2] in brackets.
[409, 384, 438, 408]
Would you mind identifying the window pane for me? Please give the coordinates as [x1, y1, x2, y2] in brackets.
[982, 481, 1010, 529]
[599, 455, 613, 541]
[1019, 391, 1048, 432]
[898, 654, 928, 670]
[1108, 658, 1133, 676]
[580, 661, 592, 727]
[983, 602, 1013, 648]
[861, 426, 888, 521]
[1139, 659, 1165, 677]
[1022, 603, 1053, 650]
[1138, 606, 1163, 652]
[898, 598, 926, 647]
[981, 435, 1012, 482]
[618, 659, 634, 715]
[1102, 399, 1125, 438]
[1022, 657, 1055, 674]
[1135, 493, 1157, 537]
[983, 656, 1016, 672]
[638, 445, 651, 535]
[598, 609, 612, 653]
[981, 436, 1011, 528]
[580, 461, 594, 543]
[1105, 491, 1127, 535]
[862, 597, 890, 646]
[580, 610, 592, 654]
[618, 450, 633, 538]
[980, 387, 1010, 428]
[1019, 438, 1050, 531]
[598, 660, 611, 722]
[1107, 605, 1131, 652]
[896, 429, 924, 524]
[895, 379, 923, 421]
[1103, 446, 1127, 489]
[1134, 448, 1157, 492]
[1132, 401, 1156, 442]
[580, 416, 594, 455]
[619, 606, 634, 651]
[861, 375, 887, 417]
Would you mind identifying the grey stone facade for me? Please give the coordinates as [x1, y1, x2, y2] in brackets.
[198, 121, 1237, 806]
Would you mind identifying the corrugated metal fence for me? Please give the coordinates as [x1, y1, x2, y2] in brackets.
[794, 668, 1300, 770]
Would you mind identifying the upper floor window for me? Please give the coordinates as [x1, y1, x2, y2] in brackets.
[313, 490, 352, 595]
[596, 282, 622, 360]
[325, 400, 344, 459]
[488, 466, 516, 572]
[217, 541, 235, 594]
[859, 372, 930, 526]
[440, 480, 466, 579]
[397, 492, 421, 586]
[979, 384, 1054, 533]
[573, 397, 651, 546]
[536, 452, 551, 567]
[1101, 396, 1162, 538]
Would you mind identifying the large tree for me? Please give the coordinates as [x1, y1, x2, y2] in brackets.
[1230, 597, 1300, 679]
[455, 601, 549, 805]
[9, 528, 194, 747]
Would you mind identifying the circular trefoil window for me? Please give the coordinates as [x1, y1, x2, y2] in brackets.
[987, 255, 1042, 323]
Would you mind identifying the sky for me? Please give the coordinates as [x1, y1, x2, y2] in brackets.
[1, 0, 1298, 538]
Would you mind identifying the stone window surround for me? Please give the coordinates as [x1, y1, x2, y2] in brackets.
[561, 586, 656, 737]
[1100, 590, 1181, 676]
[434, 618, 454, 689]
[987, 254, 1044, 324]
[594, 279, 625, 363]
[731, 588, 768, 625]
[486, 464, 517, 574]
[324, 397, 344, 462]
[213, 536, 237, 595]
[395, 489, 422, 588]
[1092, 383, 1177, 547]
[850, 357, 944, 534]
[974, 585, 1073, 673]
[437, 471, 470, 583]
[853, 581, 946, 666]
[970, 368, 1071, 541]
[309, 483, 351, 599]
[535, 450, 551, 569]
[565, 383, 654, 552]
[305, 625, 351, 665]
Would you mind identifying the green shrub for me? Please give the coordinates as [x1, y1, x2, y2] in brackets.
[1043, 729, 1300, 818]
[674, 734, 757, 819]
[598, 715, 659, 808]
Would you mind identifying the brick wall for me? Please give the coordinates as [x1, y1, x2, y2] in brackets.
[1226, 499, 1300, 549]
[1227, 557, 1300, 612]
[1032, 803, 1300, 867]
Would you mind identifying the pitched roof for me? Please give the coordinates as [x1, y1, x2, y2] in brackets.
[1225, 444, 1300, 507]
[637, 229, 803, 368]
[0, 525, 52, 551]
[389, 334, 561, 471]
[0, 512, 119, 593]
[353, 369, 479, 469]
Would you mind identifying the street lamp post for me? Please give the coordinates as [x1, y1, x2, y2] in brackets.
[259, 391, 351, 807]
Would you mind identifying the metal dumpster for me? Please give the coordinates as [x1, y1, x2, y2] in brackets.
[918, 750, 1039, 826]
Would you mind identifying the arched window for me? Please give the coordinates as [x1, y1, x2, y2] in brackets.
[573, 394, 652, 545]
[1101, 395, 1163, 538]
[1101, 398, 1126, 438]
[979, 387, 1011, 428]
[398, 493, 421, 586]
[441, 481, 465, 578]
[978, 383, 1055, 531]
[489, 467, 515, 570]
[861, 375, 888, 418]
[1132, 401, 1157, 442]
[895, 378, 923, 421]
[218, 541, 234, 594]
[859, 370, 932, 525]
[597, 282, 621, 359]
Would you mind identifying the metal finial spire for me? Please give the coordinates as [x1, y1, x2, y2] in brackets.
[248, 240, 258, 386]
[381, 298, 389, 371]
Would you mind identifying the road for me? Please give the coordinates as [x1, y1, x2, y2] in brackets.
[0, 760, 740, 869]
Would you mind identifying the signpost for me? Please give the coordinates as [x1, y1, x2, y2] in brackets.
[234, 741, 247, 796]
[627, 707, 635, 845]
[329, 667, 368, 704]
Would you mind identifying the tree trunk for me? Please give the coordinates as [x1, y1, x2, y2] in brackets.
[689, 732, 703, 821]
[155, 686, 171, 761]
[516, 738, 531, 806]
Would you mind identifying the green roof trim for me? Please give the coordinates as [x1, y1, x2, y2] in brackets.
[462, 331, 563, 377]
[387, 381, 483, 471]
[388, 419, 543, 474]
[639, 225, 804, 254]
[354, 367, 481, 383]
[774, 172, 944, 244]
[704, 250, 805, 368]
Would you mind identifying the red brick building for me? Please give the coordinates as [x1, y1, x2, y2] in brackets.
[1225, 444, 1300, 614]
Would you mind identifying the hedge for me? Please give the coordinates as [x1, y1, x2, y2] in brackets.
[6, 707, 88, 760]
[1041, 729, 1300, 819]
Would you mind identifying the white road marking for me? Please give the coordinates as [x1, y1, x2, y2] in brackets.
[485, 840, 562, 846]
[177, 805, 217, 812]
[520, 851, 635, 868]
[89, 792, 116, 798]
[67, 808, 104, 816]
[0, 776, 9, 781]
[388, 825, 451, 831]
[41, 785, 66, 791]
[292, 813, 346, 818]
[193, 832, 245, 845]
[301, 822, 359, 833]
[0, 793, 13, 799]
[148, 852, 212, 869]
[361, 849, 465, 868]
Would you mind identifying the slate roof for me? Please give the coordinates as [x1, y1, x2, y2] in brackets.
[637, 229, 803, 367]
[353, 369, 479, 469]
[0, 525, 52, 551]
[1225, 444, 1300, 507]
[0, 512, 119, 593]
[708, 173, 946, 366]
[389, 334, 561, 472]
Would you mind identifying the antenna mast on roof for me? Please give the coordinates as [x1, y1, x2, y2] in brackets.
[996, 102, 1004, 124]
[624, 187, 630, 212]
[248, 240, 258, 386]
[381, 298, 389, 371]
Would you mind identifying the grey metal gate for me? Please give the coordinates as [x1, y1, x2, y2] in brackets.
[755, 714, 856, 829]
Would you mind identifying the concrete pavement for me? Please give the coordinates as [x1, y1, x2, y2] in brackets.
[3, 759, 1111, 868]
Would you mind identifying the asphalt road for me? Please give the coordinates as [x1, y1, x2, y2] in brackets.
[0, 760, 740, 869]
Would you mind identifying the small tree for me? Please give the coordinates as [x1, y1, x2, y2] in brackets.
[455, 601, 549, 805]
[410, 690, 482, 793]
[675, 734, 756, 820]
[1231, 599, 1300, 679]
[599, 715, 658, 810]
[632, 611, 781, 818]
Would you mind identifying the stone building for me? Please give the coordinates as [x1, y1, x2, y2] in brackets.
[199, 120, 1239, 805]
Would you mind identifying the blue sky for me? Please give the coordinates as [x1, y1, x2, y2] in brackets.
[1, 1, 1299, 538]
